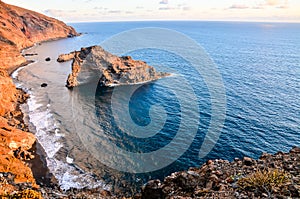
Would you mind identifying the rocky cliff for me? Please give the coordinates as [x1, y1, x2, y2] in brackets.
[0, 69, 39, 196]
[0, 1, 79, 72]
[0, 1, 78, 197]
[57, 46, 169, 88]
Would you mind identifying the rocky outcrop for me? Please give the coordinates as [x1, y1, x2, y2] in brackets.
[0, 1, 79, 72]
[57, 46, 169, 88]
[0, 69, 38, 196]
[141, 147, 300, 199]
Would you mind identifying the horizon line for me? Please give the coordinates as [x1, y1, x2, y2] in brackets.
[66, 19, 300, 24]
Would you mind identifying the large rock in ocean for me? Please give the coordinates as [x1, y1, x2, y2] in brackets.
[57, 46, 169, 88]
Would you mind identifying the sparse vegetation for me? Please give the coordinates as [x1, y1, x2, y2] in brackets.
[238, 169, 290, 196]
[0, 189, 43, 199]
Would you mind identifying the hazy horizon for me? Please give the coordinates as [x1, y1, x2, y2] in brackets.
[2, 0, 300, 23]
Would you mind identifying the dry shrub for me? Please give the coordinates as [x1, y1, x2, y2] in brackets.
[1, 189, 43, 199]
[238, 168, 290, 194]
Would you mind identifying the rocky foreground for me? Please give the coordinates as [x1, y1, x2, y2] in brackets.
[140, 147, 300, 199]
[57, 46, 169, 88]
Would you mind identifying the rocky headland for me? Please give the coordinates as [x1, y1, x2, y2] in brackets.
[0, 1, 78, 73]
[57, 46, 169, 88]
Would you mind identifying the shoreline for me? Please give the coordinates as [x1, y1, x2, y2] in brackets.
[8, 38, 119, 198]
[1, 2, 299, 197]
[21, 40, 300, 198]
[3, 35, 300, 199]
[0, 2, 80, 196]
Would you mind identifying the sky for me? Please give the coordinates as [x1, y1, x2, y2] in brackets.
[2, 0, 300, 23]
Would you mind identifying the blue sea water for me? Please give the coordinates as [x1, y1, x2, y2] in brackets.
[15, 21, 300, 192]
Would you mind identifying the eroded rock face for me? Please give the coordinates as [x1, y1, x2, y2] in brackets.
[57, 46, 169, 88]
[0, 1, 79, 72]
[0, 70, 37, 193]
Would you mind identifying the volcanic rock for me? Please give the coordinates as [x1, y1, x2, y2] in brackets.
[140, 147, 300, 199]
[40, 83, 48, 87]
[0, 1, 79, 73]
[57, 46, 169, 88]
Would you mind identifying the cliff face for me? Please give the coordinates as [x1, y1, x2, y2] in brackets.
[57, 46, 169, 88]
[0, 2, 78, 196]
[0, 1, 79, 72]
[0, 69, 38, 195]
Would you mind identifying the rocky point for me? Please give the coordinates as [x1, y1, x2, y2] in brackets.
[57, 46, 169, 88]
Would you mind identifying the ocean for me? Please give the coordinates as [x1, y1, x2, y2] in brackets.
[13, 21, 300, 193]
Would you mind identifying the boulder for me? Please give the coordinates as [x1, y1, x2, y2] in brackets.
[40, 83, 48, 87]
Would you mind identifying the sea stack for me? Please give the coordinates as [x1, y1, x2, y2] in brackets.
[57, 46, 169, 88]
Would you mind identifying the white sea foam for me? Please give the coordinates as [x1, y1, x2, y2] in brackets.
[27, 94, 62, 158]
[66, 156, 73, 164]
[25, 92, 111, 191]
[11, 70, 110, 191]
[107, 74, 173, 87]
[11, 66, 24, 79]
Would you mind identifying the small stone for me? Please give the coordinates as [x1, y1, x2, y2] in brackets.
[206, 181, 213, 189]
[100, 190, 111, 197]
[41, 83, 48, 87]
[219, 184, 226, 191]
[226, 177, 234, 183]
[187, 170, 199, 176]
[243, 157, 254, 166]
[262, 193, 268, 197]
[215, 170, 223, 176]
[209, 174, 219, 183]
[9, 141, 18, 149]
[290, 147, 300, 153]
[207, 160, 213, 165]
[45, 57, 51, 61]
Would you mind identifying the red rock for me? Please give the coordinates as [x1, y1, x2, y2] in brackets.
[0, 2, 78, 196]
[0, 1, 79, 72]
